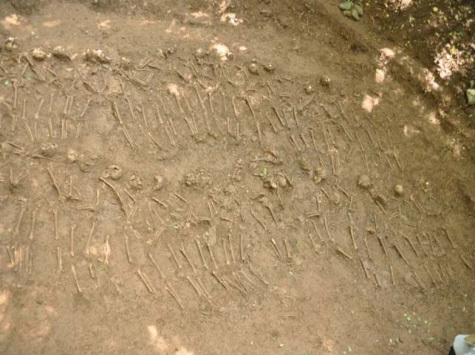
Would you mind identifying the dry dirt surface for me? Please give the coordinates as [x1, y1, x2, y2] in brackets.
[0, 0, 474, 354]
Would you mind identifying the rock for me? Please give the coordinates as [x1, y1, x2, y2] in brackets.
[305, 84, 314, 94]
[394, 184, 404, 196]
[358, 174, 371, 189]
[32, 47, 47, 61]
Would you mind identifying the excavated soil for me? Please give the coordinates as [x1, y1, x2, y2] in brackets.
[0, 1, 474, 354]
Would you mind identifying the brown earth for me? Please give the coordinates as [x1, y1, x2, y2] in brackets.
[0, 0, 474, 354]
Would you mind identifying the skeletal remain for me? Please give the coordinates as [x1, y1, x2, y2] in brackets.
[112, 101, 135, 148]
[377, 235, 388, 258]
[374, 272, 382, 288]
[308, 233, 319, 254]
[29, 207, 38, 240]
[166, 283, 184, 309]
[250, 209, 267, 231]
[364, 237, 373, 261]
[70, 224, 76, 257]
[270, 238, 283, 260]
[349, 225, 358, 250]
[174, 192, 190, 205]
[222, 238, 230, 265]
[6, 246, 14, 266]
[180, 245, 196, 273]
[323, 217, 334, 242]
[168, 244, 182, 269]
[461, 255, 472, 270]
[336, 247, 352, 260]
[71, 265, 83, 294]
[240, 233, 245, 263]
[211, 270, 228, 290]
[283, 238, 292, 260]
[137, 269, 156, 294]
[124, 234, 133, 264]
[228, 234, 236, 263]
[441, 227, 456, 249]
[187, 275, 203, 298]
[206, 241, 218, 269]
[57, 247, 63, 274]
[249, 264, 269, 286]
[233, 272, 249, 293]
[88, 262, 97, 280]
[13, 202, 27, 238]
[416, 235, 429, 256]
[393, 243, 411, 267]
[47, 167, 62, 197]
[412, 271, 425, 290]
[424, 264, 435, 285]
[289, 134, 301, 151]
[194, 239, 208, 270]
[403, 236, 420, 257]
[85, 221, 96, 256]
[53, 209, 60, 240]
[99, 177, 128, 217]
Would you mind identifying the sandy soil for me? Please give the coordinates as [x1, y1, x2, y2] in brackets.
[0, 0, 474, 354]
